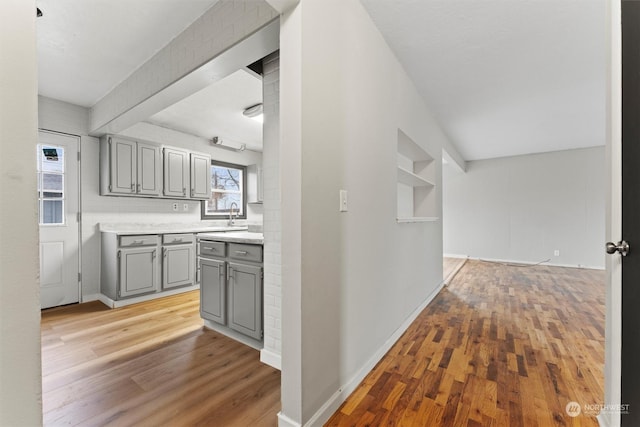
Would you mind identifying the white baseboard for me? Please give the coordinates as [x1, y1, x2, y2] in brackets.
[278, 411, 301, 427]
[81, 293, 115, 308]
[443, 253, 469, 259]
[597, 413, 608, 427]
[260, 348, 282, 370]
[304, 280, 446, 427]
[463, 256, 604, 271]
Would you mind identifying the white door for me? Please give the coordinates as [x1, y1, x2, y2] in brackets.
[38, 130, 80, 309]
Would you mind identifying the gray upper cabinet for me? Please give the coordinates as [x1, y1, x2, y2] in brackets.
[247, 164, 263, 204]
[101, 135, 211, 201]
[190, 152, 211, 200]
[200, 257, 226, 325]
[137, 142, 162, 196]
[227, 262, 262, 340]
[101, 136, 161, 196]
[109, 137, 135, 194]
[163, 147, 189, 198]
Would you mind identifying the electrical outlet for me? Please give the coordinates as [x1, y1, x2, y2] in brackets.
[183, 203, 189, 212]
[172, 202, 179, 212]
[554, 249, 560, 257]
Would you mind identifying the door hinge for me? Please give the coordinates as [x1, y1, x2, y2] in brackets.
[77, 151, 81, 161]
[118, 250, 121, 258]
[77, 212, 81, 222]
[78, 272, 82, 282]
[109, 184, 112, 192]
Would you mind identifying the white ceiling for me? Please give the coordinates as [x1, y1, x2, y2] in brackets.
[360, 0, 607, 161]
[36, 0, 220, 107]
[37, 0, 607, 160]
[147, 69, 263, 150]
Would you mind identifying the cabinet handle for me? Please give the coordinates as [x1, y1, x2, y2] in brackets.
[173, 238, 182, 242]
[219, 264, 225, 282]
[131, 183, 135, 193]
[133, 240, 143, 245]
[183, 187, 186, 195]
[137, 184, 141, 193]
[152, 249, 156, 259]
[203, 246, 215, 251]
[163, 249, 167, 258]
[234, 250, 248, 256]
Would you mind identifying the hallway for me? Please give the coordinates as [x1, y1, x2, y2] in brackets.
[327, 260, 605, 426]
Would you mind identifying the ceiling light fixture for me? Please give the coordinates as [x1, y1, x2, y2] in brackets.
[242, 104, 263, 123]
[211, 136, 246, 152]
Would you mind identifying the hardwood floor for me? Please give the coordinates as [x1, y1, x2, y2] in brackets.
[41, 291, 280, 426]
[327, 260, 605, 427]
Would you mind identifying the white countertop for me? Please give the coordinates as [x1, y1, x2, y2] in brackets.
[99, 222, 248, 235]
[197, 231, 264, 244]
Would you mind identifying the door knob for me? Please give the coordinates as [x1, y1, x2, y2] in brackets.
[606, 240, 630, 257]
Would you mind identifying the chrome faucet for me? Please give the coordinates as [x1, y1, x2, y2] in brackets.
[228, 202, 238, 225]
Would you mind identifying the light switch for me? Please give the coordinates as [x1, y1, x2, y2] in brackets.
[339, 190, 348, 212]
[183, 203, 189, 211]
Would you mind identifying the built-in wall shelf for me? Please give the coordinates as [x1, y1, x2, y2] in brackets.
[397, 166, 435, 187]
[396, 217, 439, 223]
[396, 129, 437, 222]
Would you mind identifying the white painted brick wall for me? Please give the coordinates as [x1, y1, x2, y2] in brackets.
[91, 0, 277, 131]
[262, 51, 282, 360]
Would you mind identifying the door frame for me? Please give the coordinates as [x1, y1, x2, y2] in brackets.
[38, 128, 82, 307]
[602, 0, 622, 426]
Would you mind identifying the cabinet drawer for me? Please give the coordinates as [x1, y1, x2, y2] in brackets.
[228, 243, 263, 263]
[199, 241, 226, 258]
[119, 235, 160, 247]
[163, 233, 194, 245]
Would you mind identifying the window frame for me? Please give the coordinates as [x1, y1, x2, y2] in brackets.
[201, 160, 248, 220]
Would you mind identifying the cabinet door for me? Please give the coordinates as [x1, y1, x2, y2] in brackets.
[163, 148, 189, 198]
[109, 137, 136, 194]
[200, 258, 226, 325]
[190, 153, 211, 200]
[162, 245, 194, 289]
[228, 262, 262, 340]
[137, 142, 161, 196]
[119, 247, 159, 297]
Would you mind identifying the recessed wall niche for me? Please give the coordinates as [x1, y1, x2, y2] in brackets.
[396, 129, 438, 223]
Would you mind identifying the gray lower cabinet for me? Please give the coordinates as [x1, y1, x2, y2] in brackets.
[228, 262, 262, 340]
[199, 239, 263, 342]
[200, 258, 226, 324]
[119, 246, 159, 297]
[102, 232, 196, 301]
[162, 233, 195, 289]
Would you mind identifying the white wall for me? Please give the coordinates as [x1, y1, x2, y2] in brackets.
[443, 147, 605, 269]
[39, 97, 263, 299]
[0, 0, 42, 424]
[279, 0, 456, 423]
[261, 51, 282, 368]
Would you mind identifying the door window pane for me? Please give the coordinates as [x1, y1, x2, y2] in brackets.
[37, 145, 65, 225]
